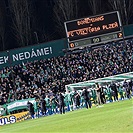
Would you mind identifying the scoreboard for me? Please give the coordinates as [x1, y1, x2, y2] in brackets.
[64, 11, 123, 49]
[69, 32, 123, 49]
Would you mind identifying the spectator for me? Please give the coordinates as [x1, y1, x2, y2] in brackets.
[0, 39, 132, 105]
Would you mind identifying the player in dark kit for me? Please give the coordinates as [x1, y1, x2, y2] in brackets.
[100, 86, 106, 104]
[73, 90, 80, 109]
[129, 79, 133, 96]
[27, 101, 34, 119]
[123, 79, 131, 99]
[82, 88, 92, 109]
[110, 82, 119, 102]
[39, 98, 47, 116]
[58, 92, 65, 114]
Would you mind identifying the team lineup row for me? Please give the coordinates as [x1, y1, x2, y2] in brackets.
[27, 79, 133, 119]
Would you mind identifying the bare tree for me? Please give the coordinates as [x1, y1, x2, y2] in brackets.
[53, 0, 79, 37]
[0, 0, 6, 51]
[87, 0, 103, 15]
[108, 0, 133, 25]
[9, 0, 33, 47]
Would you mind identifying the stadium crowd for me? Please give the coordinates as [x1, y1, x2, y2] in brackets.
[0, 39, 133, 107]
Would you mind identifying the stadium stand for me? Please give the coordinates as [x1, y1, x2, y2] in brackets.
[0, 39, 132, 107]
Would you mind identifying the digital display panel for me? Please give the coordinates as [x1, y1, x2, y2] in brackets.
[64, 11, 121, 42]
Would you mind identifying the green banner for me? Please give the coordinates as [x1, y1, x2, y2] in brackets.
[6, 98, 35, 113]
[0, 39, 66, 69]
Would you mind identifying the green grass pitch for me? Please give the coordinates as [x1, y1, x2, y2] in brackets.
[1, 99, 133, 133]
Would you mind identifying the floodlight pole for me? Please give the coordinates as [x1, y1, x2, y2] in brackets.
[7, 51, 17, 100]
[121, 26, 126, 45]
[34, 31, 39, 44]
